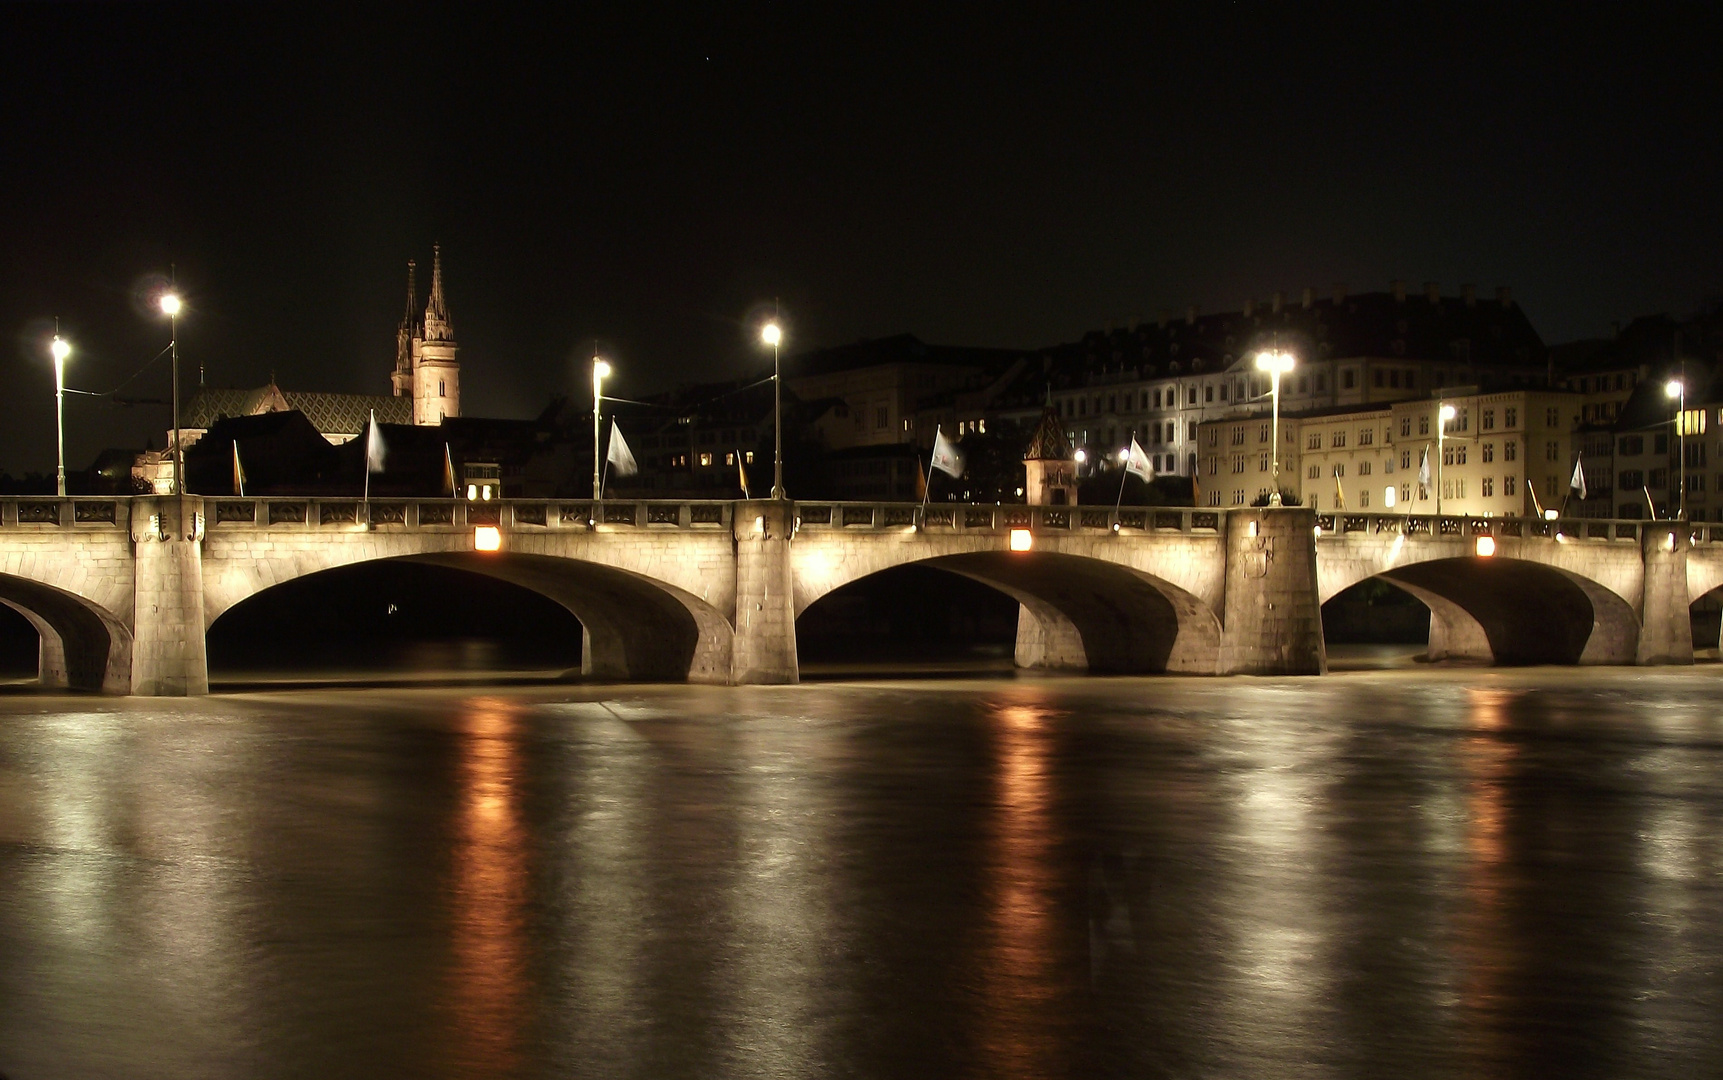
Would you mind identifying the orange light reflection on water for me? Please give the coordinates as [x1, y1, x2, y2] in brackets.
[446, 696, 530, 1071]
[976, 699, 1063, 1079]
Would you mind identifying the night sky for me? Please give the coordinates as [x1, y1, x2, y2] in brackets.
[2, 6, 1719, 474]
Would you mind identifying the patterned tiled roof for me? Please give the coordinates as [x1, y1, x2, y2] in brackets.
[1023, 404, 1072, 461]
[182, 383, 409, 435]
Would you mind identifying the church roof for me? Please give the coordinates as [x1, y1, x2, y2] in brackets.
[1023, 404, 1072, 461]
[183, 383, 409, 435]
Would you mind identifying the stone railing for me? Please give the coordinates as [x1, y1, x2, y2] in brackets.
[200, 498, 737, 531]
[0, 497, 129, 529]
[1307, 513, 1723, 544]
[791, 501, 1225, 535]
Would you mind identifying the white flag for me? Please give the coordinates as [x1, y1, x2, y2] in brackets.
[606, 420, 638, 477]
[930, 426, 965, 478]
[1124, 437, 1155, 482]
[1571, 454, 1587, 500]
[365, 410, 386, 474]
[1417, 445, 1430, 492]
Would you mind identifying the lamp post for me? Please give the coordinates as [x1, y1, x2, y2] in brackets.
[50, 332, 71, 497]
[159, 292, 183, 498]
[1255, 349, 1296, 505]
[1436, 402, 1457, 516]
[762, 320, 784, 499]
[592, 355, 611, 501]
[1666, 376, 1686, 519]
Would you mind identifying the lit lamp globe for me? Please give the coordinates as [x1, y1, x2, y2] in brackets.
[1439, 404, 1457, 423]
[160, 293, 182, 317]
[1666, 378, 1683, 399]
[761, 322, 782, 347]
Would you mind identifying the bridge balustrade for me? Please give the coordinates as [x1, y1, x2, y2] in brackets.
[790, 501, 1224, 535]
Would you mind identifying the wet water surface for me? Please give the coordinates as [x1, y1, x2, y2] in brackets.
[2, 669, 1722, 1078]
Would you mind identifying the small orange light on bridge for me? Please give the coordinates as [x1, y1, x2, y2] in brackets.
[475, 526, 502, 552]
[1475, 535, 1496, 557]
[1009, 528, 1033, 552]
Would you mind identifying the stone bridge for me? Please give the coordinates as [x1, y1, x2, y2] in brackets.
[1, 494, 1718, 694]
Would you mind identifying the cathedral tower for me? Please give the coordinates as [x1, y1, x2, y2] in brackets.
[391, 260, 417, 400]
[410, 245, 460, 425]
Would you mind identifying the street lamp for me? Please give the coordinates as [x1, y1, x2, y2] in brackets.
[1666, 377, 1686, 519]
[762, 319, 784, 499]
[1255, 349, 1296, 505]
[50, 332, 71, 497]
[159, 292, 183, 498]
[1436, 403, 1457, 516]
[592, 355, 611, 501]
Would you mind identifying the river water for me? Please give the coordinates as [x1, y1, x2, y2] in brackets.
[2, 666, 1722, 1079]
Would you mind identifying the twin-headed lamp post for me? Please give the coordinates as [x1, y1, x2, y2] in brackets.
[1666, 376, 1686, 519]
[1254, 349, 1296, 505]
[762, 320, 784, 499]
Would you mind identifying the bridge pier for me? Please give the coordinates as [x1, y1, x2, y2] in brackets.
[131, 497, 209, 696]
[1013, 600, 1087, 671]
[731, 501, 799, 684]
[1220, 507, 1326, 675]
[1637, 522, 1694, 665]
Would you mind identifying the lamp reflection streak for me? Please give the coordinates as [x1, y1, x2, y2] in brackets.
[976, 702, 1062, 1079]
[447, 697, 530, 1071]
[1456, 688, 1514, 1069]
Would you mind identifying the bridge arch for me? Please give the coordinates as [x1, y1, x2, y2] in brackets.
[203, 543, 733, 683]
[0, 573, 133, 692]
[1324, 557, 1639, 665]
[792, 540, 1222, 674]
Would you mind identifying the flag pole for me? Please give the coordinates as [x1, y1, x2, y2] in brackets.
[1115, 458, 1129, 511]
[921, 426, 939, 511]
[1644, 484, 1658, 520]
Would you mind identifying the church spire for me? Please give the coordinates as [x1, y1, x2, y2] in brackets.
[423, 243, 452, 341]
[400, 259, 418, 330]
[392, 259, 417, 396]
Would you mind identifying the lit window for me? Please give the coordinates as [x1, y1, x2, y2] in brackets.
[699, 452, 713, 467]
[725, 452, 735, 466]
[745, 451, 754, 464]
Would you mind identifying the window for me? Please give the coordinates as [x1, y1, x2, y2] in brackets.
[1259, 423, 1270, 443]
[1685, 442, 1709, 468]
[1504, 440, 1517, 462]
[745, 451, 755, 464]
[1297, 376, 1308, 394]
[1482, 408, 1495, 430]
[1206, 429, 1219, 447]
[1505, 407, 1518, 427]
[1127, 393, 1136, 411]
[1401, 450, 1412, 469]
[1457, 445, 1467, 464]
[1188, 387, 1198, 405]
[1219, 384, 1229, 402]
[1309, 464, 1320, 479]
[1456, 478, 1466, 498]
[1358, 427, 1373, 446]
[1316, 373, 1328, 392]
[1650, 468, 1668, 488]
[1108, 395, 1117, 413]
[1359, 461, 1372, 476]
[1620, 435, 1644, 455]
[1360, 488, 1370, 508]
[1332, 431, 1347, 448]
[1231, 428, 1246, 446]
[1546, 441, 1559, 461]
[876, 406, 889, 429]
[1231, 454, 1246, 474]
[1655, 433, 1668, 453]
[1546, 407, 1560, 426]
[725, 452, 735, 466]
[1401, 484, 1412, 503]
[438, 380, 445, 396]
[698, 452, 712, 467]
[1260, 453, 1270, 471]
[1620, 469, 1644, 489]
[1686, 473, 1706, 493]
[1418, 415, 1430, 436]
[1205, 386, 1214, 403]
[1384, 454, 1394, 474]
[1343, 369, 1356, 389]
[1188, 423, 1197, 440]
[1505, 476, 1516, 497]
[1482, 442, 1494, 463]
[1482, 477, 1494, 497]
[1232, 489, 1246, 506]
[1373, 369, 1384, 388]
[1207, 457, 1218, 476]
[1308, 433, 1321, 450]
[1332, 463, 1345, 478]
[903, 418, 912, 432]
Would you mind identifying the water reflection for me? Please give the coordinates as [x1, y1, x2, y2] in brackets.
[975, 699, 1063, 1079]
[1456, 687, 1516, 1073]
[445, 697, 531, 1073]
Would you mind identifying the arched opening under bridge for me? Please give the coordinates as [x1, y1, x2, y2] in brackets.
[0, 573, 133, 692]
[207, 558, 586, 686]
[796, 563, 1020, 677]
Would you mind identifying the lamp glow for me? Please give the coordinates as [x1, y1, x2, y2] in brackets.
[1118, 447, 1130, 462]
[593, 359, 612, 381]
[1074, 448, 1087, 464]
[50, 336, 71, 363]
[1666, 379, 1684, 399]
[1254, 349, 1296, 374]
[761, 322, 782, 346]
[1544, 508, 1559, 520]
[1439, 404, 1457, 422]
[159, 293, 182, 316]
[1383, 485, 1396, 508]
[1009, 528, 1033, 552]
[1475, 535, 1496, 557]
[474, 526, 502, 552]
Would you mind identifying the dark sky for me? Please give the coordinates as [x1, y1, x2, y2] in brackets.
[2, 6, 1720, 474]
